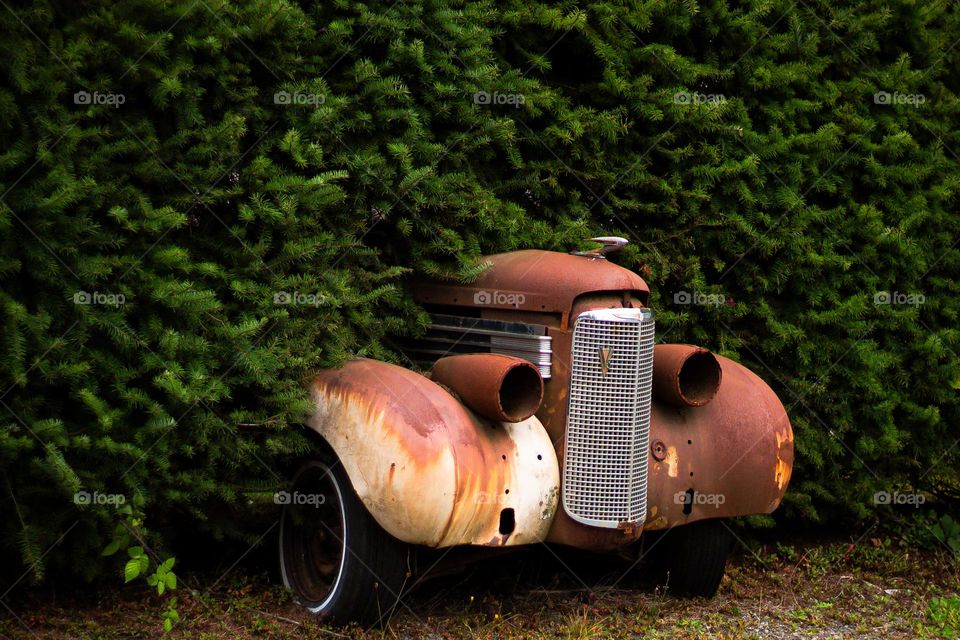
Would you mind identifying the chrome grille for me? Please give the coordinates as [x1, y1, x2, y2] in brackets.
[562, 307, 655, 528]
[397, 314, 552, 378]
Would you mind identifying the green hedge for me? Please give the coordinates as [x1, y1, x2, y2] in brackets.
[1, 0, 957, 581]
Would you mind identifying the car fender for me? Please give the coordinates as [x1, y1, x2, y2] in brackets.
[644, 355, 794, 530]
[306, 359, 560, 548]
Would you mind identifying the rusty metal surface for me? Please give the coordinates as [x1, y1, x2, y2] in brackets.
[308, 359, 560, 548]
[652, 344, 722, 407]
[644, 354, 794, 530]
[412, 250, 649, 320]
[430, 354, 544, 423]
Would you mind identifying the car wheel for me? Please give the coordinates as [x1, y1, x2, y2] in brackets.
[662, 519, 732, 597]
[279, 458, 412, 625]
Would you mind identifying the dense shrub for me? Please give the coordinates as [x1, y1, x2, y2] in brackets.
[493, 0, 960, 523]
[1, 0, 957, 581]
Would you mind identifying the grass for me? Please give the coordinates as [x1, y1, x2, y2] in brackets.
[2, 534, 958, 639]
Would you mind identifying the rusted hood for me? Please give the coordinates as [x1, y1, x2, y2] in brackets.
[412, 250, 649, 315]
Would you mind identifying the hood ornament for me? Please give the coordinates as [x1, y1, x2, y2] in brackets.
[572, 236, 629, 259]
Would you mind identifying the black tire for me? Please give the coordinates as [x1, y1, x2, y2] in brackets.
[279, 458, 412, 625]
[661, 519, 732, 597]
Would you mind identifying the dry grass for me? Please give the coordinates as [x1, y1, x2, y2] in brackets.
[3, 536, 958, 639]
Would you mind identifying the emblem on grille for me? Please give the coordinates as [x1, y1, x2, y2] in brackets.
[598, 346, 613, 377]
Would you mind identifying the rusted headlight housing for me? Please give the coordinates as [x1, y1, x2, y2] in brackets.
[430, 354, 544, 422]
[652, 344, 722, 407]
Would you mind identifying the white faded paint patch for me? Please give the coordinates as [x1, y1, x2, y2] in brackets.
[665, 445, 679, 478]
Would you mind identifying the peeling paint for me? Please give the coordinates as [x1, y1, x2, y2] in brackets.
[775, 457, 791, 491]
[541, 485, 559, 520]
[774, 428, 793, 491]
[665, 446, 679, 478]
[775, 428, 793, 447]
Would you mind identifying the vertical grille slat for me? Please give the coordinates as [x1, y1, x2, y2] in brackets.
[562, 308, 655, 528]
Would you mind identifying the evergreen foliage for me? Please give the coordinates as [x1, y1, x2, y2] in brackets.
[0, 0, 957, 580]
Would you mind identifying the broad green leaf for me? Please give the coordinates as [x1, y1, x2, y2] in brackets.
[102, 539, 124, 557]
[124, 558, 141, 583]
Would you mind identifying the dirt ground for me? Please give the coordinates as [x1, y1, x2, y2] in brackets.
[2, 534, 959, 639]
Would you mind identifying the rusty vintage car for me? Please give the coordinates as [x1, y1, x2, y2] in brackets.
[279, 238, 794, 623]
